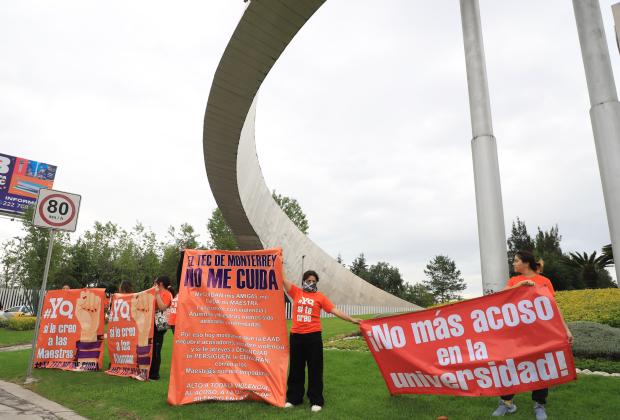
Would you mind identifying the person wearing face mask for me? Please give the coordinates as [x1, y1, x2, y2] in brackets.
[282, 270, 361, 413]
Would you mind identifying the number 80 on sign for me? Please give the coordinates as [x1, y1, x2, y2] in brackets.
[33, 189, 81, 232]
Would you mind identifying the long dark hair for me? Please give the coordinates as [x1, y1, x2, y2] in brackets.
[119, 280, 134, 293]
[515, 250, 541, 272]
[156, 275, 177, 297]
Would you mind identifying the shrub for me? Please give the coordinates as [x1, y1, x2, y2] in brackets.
[574, 357, 620, 374]
[556, 288, 620, 327]
[0, 317, 8, 328]
[7, 316, 36, 331]
[569, 321, 620, 360]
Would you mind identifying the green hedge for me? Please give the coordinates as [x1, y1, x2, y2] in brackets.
[569, 321, 620, 360]
[574, 357, 620, 374]
[556, 288, 620, 327]
[7, 316, 36, 331]
[0, 318, 8, 328]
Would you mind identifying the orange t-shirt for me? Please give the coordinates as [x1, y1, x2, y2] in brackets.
[288, 285, 335, 334]
[506, 274, 555, 295]
[167, 295, 178, 326]
[158, 289, 173, 307]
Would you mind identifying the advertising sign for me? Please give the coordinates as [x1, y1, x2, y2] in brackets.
[360, 285, 576, 397]
[168, 248, 289, 407]
[0, 153, 56, 216]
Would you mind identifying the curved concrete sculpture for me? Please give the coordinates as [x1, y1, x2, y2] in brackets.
[203, 0, 416, 307]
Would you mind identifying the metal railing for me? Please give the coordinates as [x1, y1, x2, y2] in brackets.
[285, 302, 415, 320]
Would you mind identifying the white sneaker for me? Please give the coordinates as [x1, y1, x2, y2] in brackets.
[311, 405, 322, 412]
[284, 402, 293, 408]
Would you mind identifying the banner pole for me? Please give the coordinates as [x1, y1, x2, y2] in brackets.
[26, 228, 55, 383]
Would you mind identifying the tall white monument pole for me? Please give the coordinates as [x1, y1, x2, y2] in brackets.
[460, 0, 509, 293]
[573, 1, 620, 272]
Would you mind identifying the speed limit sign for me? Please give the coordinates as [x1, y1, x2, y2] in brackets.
[32, 189, 81, 232]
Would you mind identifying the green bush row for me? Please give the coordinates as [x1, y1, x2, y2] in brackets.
[569, 321, 620, 360]
[6, 316, 36, 331]
[556, 288, 620, 327]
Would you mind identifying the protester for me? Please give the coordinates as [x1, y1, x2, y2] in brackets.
[491, 250, 573, 420]
[282, 270, 361, 412]
[62, 284, 70, 290]
[149, 276, 173, 380]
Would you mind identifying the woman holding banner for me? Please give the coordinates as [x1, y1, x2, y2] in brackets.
[283, 270, 361, 412]
[491, 250, 573, 420]
[149, 276, 174, 380]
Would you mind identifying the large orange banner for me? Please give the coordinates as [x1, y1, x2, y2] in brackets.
[167, 248, 289, 407]
[361, 285, 576, 397]
[33, 288, 106, 371]
[105, 289, 156, 381]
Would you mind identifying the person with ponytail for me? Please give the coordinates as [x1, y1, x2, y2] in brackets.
[149, 275, 173, 380]
[282, 270, 361, 413]
[491, 250, 573, 420]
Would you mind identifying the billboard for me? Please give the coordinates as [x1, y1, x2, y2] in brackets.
[0, 153, 57, 216]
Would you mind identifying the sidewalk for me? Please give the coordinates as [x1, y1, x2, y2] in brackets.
[0, 380, 86, 419]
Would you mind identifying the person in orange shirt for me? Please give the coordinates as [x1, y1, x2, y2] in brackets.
[149, 276, 173, 380]
[283, 270, 361, 413]
[492, 250, 573, 420]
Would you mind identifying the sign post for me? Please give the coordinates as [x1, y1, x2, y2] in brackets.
[26, 189, 81, 382]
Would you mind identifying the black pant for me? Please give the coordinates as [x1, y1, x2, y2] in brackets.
[149, 329, 166, 379]
[286, 332, 324, 406]
[502, 388, 548, 405]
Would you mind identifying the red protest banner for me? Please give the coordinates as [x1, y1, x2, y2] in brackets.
[360, 285, 576, 397]
[106, 289, 156, 381]
[34, 288, 106, 371]
[167, 248, 289, 407]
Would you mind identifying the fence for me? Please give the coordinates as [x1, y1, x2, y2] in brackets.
[285, 302, 415, 320]
[0, 287, 32, 310]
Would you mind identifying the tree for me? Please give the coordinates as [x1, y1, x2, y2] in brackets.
[349, 253, 370, 281]
[560, 251, 614, 289]
[161, 223, 201, 282]
[534, 225, 562, 257]
[0, 206, 70, 310]
[272, 190, 309, 234]
[367, 261, 404, 296]
[207, 208, 239, 250]
[423, 255, 466, 303]
[336, 253, 344, 266]
[532, 224, 576, 291]
[400, 283, 436, 307]
[602, 244, 614, 266]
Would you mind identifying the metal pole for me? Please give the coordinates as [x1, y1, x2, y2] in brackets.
[460, 0, 509, 294]
[26, 229, 55, 382]
[573, 0, 620, 277]
[301, 255, 305, 285]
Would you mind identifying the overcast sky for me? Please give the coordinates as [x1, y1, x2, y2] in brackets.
[1, 1, 619, 296]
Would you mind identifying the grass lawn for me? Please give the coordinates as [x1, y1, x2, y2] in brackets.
[0, 328, 34, 347]
[0, 319, 618, 419]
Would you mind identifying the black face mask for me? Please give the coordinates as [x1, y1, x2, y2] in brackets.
[302, 280, 317, 293]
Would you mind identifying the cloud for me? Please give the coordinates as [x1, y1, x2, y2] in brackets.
[1, 0, 618, 296]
